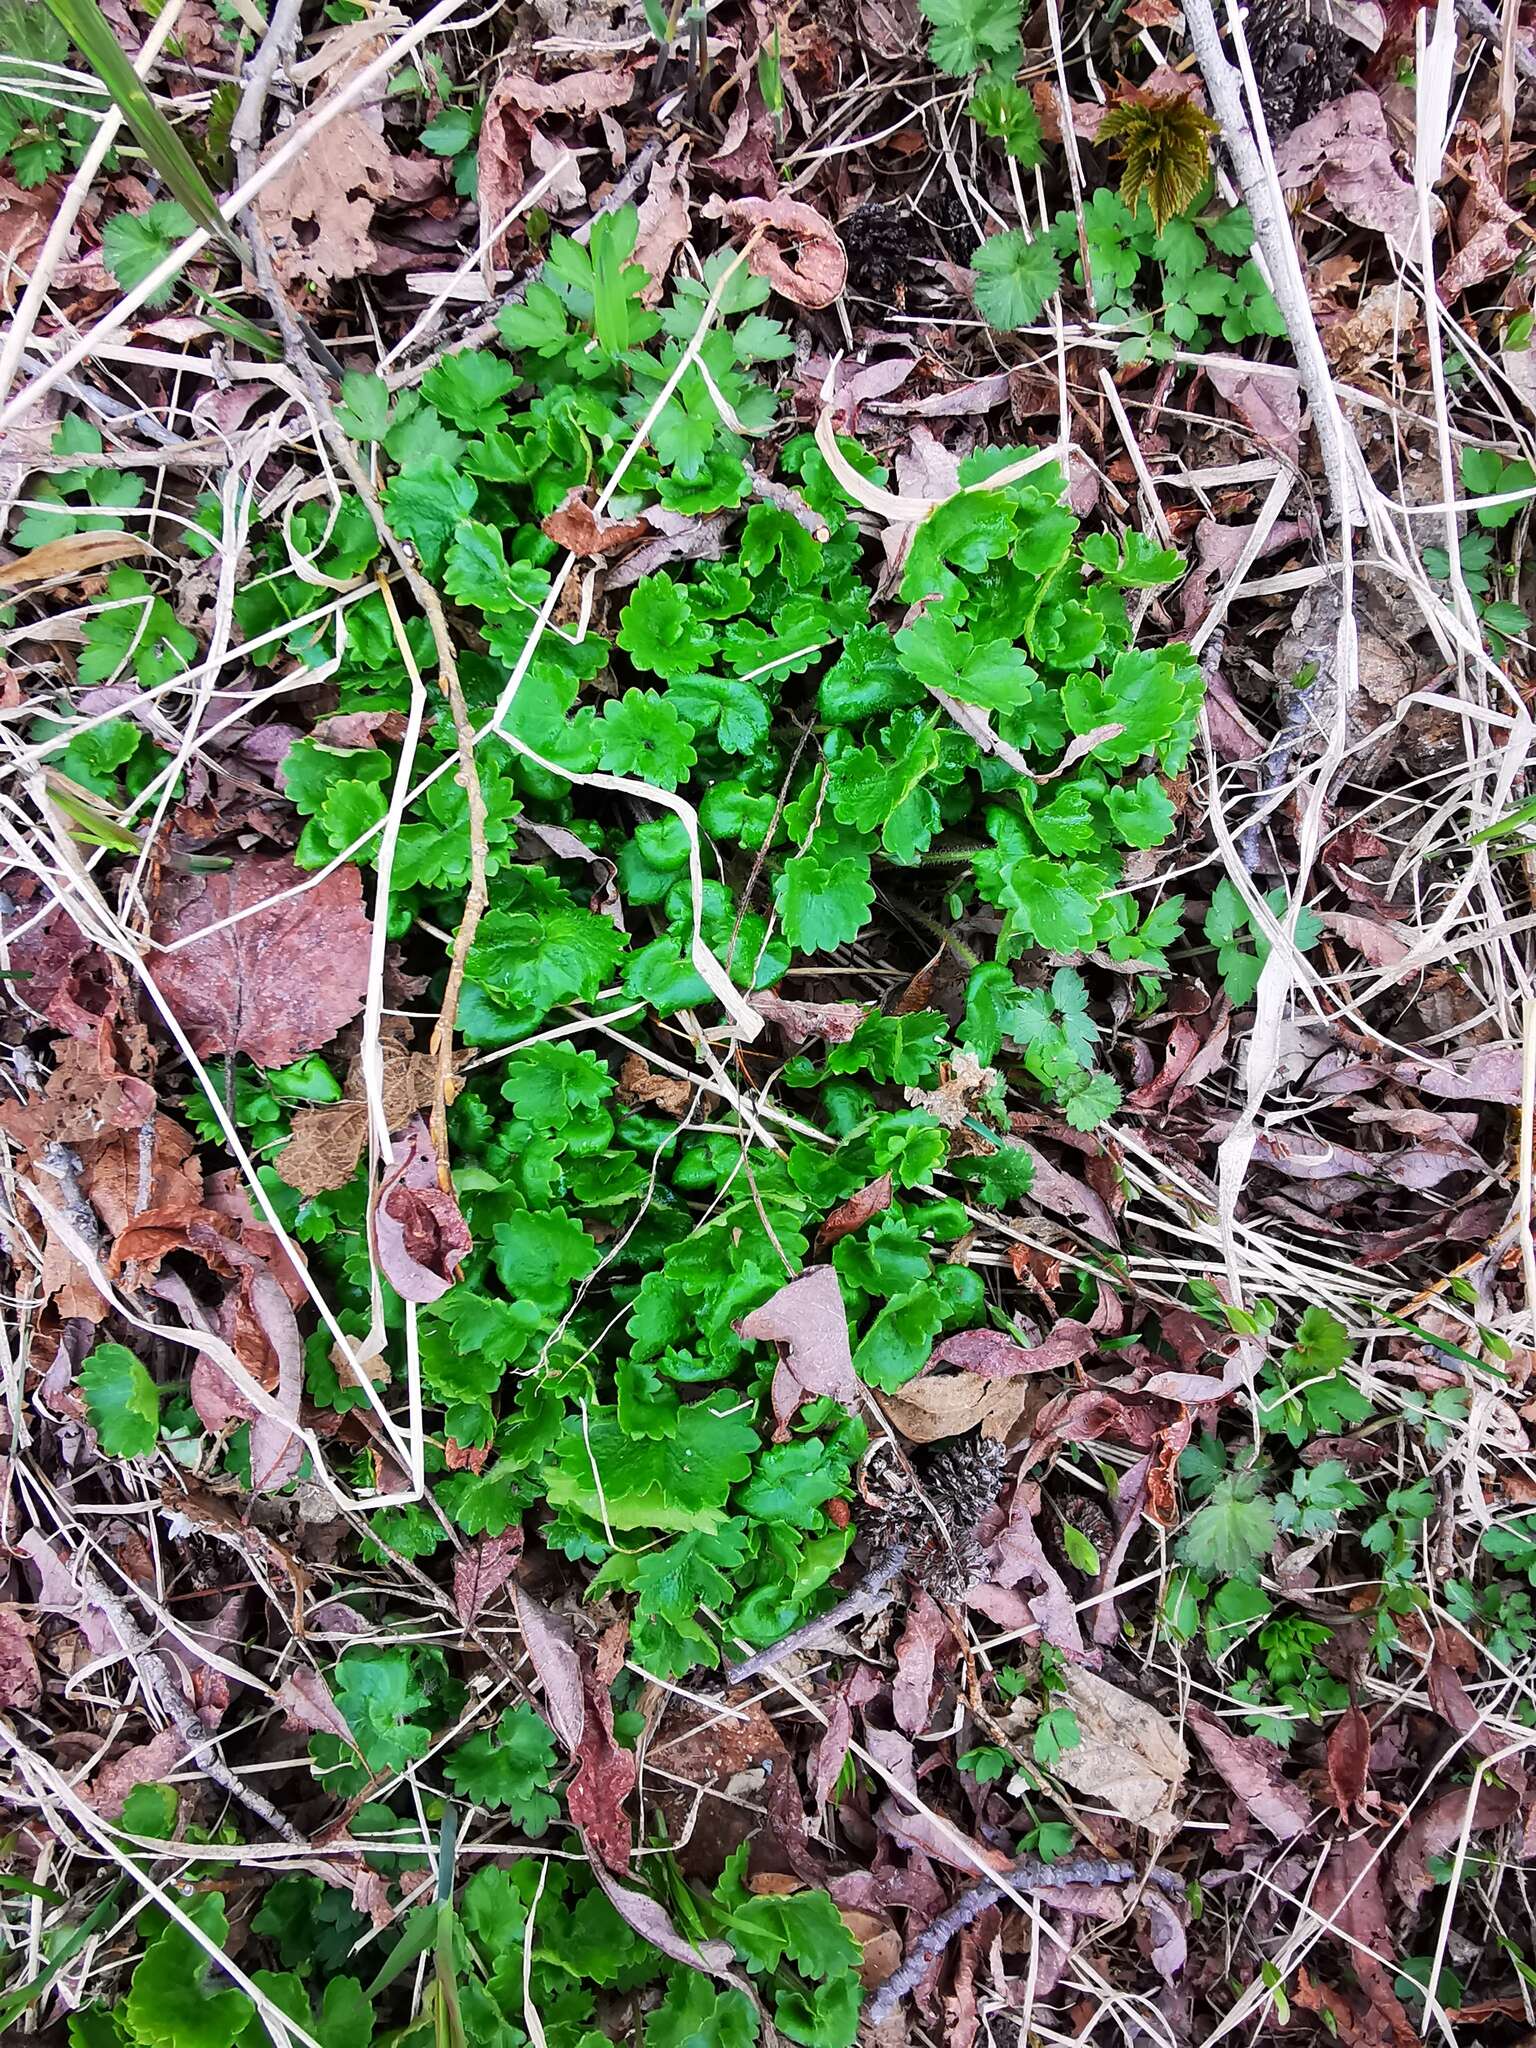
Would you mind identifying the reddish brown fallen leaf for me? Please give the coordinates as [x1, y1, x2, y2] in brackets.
[1206, 362, 1303, 463]
[1184, 1706, 1316, 1839]
[541, 488, 651, 558]
[1274, 91, 1442, 262]
[880, 1368, 1033, 1446]
[1389, 1781, 1517, 1917]
[245, 1265, 305, 1494]
[651, 1700, 793, 1878]
[373, 1116, 471, 1305]
[891, 1591, 950, 1737]
[453, 1529, 523, 1627]
[704, 193, 847, 309]
[150, 854, 371, 1068]
[276, 1666, 354, 1743]
[815, 1173, 893, 1251]
[1313, 1835, 1418, 2045]
[615, 1052, 692, 1118]
[569, 1659, 637, 1872]
[0, 1607, 41, 1709]
[736, 1264, 862, 1440]
[19, 1530, 132, 1667]
[930, 1319, 1096, 1379]
[750, 988, 865, 1044]
[87, 1726, 190, 1819]
[1326, 1705, 1374, 1821]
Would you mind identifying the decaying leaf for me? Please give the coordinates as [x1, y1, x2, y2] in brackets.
[703, 193, 847, 309]
[0, 529, 149, 590]
[880, 1368, 1034, 1445]
[750, 988, 866, 1044]
[255, 111, 393, 293]
[632, 136, 692, 303]
[929, 1320, 1096, 1378]
[0, 1607, 41, 1709]
[737, 1264, 863, 1439]
[541, 488, 651, 558]
[1048, 1664, 1187, 1831]
[453, 1528, 524, 1626]
[373, 1115, 471, 1304]
[615, 1051, 693, 1117]
[1275, 92, 1443, 262]
[150, 855, 371, 1068]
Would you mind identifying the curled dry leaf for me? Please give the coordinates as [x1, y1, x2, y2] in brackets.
[87, 1727, 190, 1820]
[1049, 1664, 1188, 1832]
[750, 988, 866, 1045]
[736, 1263, 862, 1439]
[703, 193, 847, 310]
[373, 1115, 471, 1305]
[930, 1320, 1097, 1379]
[815, 1173, 893, 1251]
[541, 488, 651, 558]
[150, 855, 371, 1068]
[276, 1666, 354, 1743]
[616, 1051, 693, 1118]
[632, 136, 692, 303]
[1441, 125, 1524, 300]
[892, 1591, 951, 1737]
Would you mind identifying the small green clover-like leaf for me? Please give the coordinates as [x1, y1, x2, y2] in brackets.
[332, 1648, 431, 1775]
[1177, 1471, 1276, 1579]
[101, 201, 195, 310]
[774, 847, 875, 955]
[598, 689, 698, 790]
[420, 349, 520, 431]
[1033, 1706, 1082, 1766]
[80, 1343, 159, 1457]
[335, 371, 392, 441]
[80, 569, 197, 690]
[617, 573, 717, 679]
[444, 1705, 559, 1828]
[894, 611, 1036, 710]
[918, 0, 1022, 74]
[1057, 1069, 1122, 1132]
[971, 229, 1063, 330]
[125, 1893, 252, 2048]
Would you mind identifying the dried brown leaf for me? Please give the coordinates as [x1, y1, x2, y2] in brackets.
[255, 111, 393, 293]
[736, 1264, 862, 1439]
[633, 137, 691, 303]
[0, 1607, 41, 1709]
[1050, 1664, 1187, 1832]
[541, 488, 650, 558]
[703, 193, 847, 309]
[750, 988, 865, 1044]
[1326, 1705, 1374, 1820]
[815, 1174, 893, 1251]
[276, 1666, 354, 1742]
[930, 1320, 1096, 1379]
[150, 855, 371, 1067]
[0, 530, 149, 590]
[453, 1528, 524, 1626]
[274, 1103, 368, 1197]
[373, 1115, 471, 1304]
[1274, 92, 1442, 261]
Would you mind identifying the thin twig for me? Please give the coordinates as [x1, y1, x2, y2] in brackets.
[866, 1856, 1182, 2023]
[723, 1543, 910, 1685]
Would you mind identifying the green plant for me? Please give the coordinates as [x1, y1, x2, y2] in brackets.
[1203, 879, 1323, 1006]
[0, 0, 101, 186]
[79, 1342, 159, 1457]
[1096, 85, 1219, 234]
[1422, 446, 1533, 652]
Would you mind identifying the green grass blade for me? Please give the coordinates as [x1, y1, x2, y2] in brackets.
[42, 0, 242, 253]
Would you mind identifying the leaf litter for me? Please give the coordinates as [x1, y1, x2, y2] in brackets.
[1, 0, 1535, 2042]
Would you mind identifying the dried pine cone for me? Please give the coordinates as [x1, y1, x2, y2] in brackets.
[1242, 0, 1357, 137]
[870, 1434, 1011, 1603]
